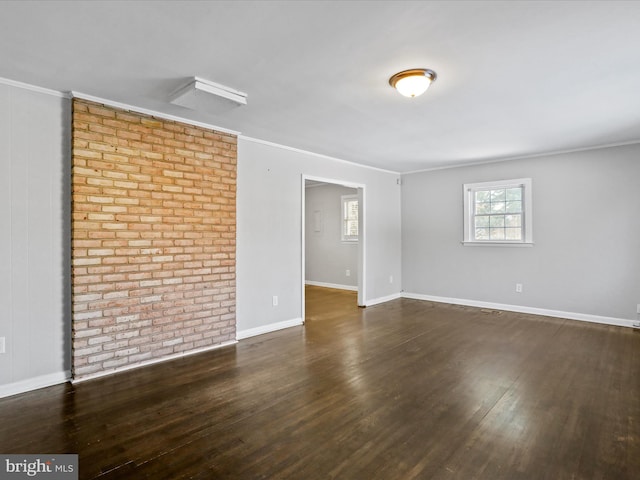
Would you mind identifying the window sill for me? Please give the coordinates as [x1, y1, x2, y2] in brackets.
[462, 241, 534, 248]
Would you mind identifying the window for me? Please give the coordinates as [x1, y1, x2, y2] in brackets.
[463, 178, 533, 245]
[341, 194, 358, 242]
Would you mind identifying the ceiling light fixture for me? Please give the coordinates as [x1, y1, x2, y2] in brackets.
[389, 68, 437, 98]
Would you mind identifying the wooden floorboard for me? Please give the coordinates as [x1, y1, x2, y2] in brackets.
[0, 285, 638, 479]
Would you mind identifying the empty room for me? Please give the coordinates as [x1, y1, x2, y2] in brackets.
[0, 1, 639, 479]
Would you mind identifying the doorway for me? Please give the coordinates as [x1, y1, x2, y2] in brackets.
[302, 175, 365, 323]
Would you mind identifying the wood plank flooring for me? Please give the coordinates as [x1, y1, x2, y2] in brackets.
[0, 285, 638, 479]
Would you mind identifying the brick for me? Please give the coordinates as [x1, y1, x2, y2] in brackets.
[71, 99, 237, 380]
[74, 148, 103, 160]
[74, 310, 104, 321]
[74, 364, 103, 376]
[89, 124, 117, 136]
[73, 327, 104, 340]
[88, 335, 115, 346]
[74, 345, 104, 357]
[88, 248, 115, 256]
[88, 142, 117, 153]
[115, 112, 141, 123]
[88, 105, 117, 118]
[103, 357, 131, 369]
[102, 340, 131, 351]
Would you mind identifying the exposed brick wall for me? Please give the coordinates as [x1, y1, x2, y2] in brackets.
[71, 99, 236, 379]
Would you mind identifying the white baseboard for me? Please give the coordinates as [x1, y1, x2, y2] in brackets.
[366, 292, 402, 307]
[72, 340, 237, 383]
[0, 371, 71, 399]
[305, 281, 358, 292]
[402, 292, 636, 329]
[237, 318, 304, 340]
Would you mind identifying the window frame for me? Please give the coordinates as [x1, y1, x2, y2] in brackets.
[463, 178, 533, 246]
[341, 194, 359, 242]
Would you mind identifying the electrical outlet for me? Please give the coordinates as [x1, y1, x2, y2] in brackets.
[637, 304, 640, 314]
[515, 283, 523, 293]
[272, 296, 278, 307]
[0, 337, 5, 354]
[389, 275, 394, 284]
[346, 270, 351, 277]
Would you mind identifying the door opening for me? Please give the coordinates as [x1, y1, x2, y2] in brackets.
[302, 175, 365, 323]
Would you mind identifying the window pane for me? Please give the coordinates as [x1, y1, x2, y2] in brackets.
[464, 179, 531, 244]
[475, 190, 490, 203]
[346, 200, 358, 220]
[475, 215, 490, 227]
[505, 201, 522, 213]
[475, 228, 489, 240]
[505, 228, 522, 240]
[476, 202, 491, 214]
[489, 215, 504, 227]
[506, 187, 522, 201]
[490, 201, 505, 213]
[342, 196, 359, 240]
[505, 214, 521, 227]
[490, 228, 505, 240]
[490, 189, 506, 202]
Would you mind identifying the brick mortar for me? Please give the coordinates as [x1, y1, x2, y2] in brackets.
[71, 99, 237, 379]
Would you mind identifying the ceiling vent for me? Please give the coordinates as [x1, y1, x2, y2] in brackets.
[169, 76, 247, 114]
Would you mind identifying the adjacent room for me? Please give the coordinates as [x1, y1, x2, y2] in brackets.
[0, 1, 638, 479]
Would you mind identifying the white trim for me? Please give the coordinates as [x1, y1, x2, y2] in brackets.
[302, 178, 307, 323]
[304, 175, 365, 190]
[0, 371, 71, 399]
[365, 292, 402, 307]
[302, 175, 367, 315]
[402, 292, 636, 329]
[0, 76, 70, 98]
[71, 91, 240, 136]
[358, 186, 366, 307]
[461, 241, 534, 247]
[236, 318, 303, 340]
[305, 181, 329, 189]
[402, 140, 640, 175]
[463, 177, 533, 245]
[193, 76, 247, 99]
[169, 76, 247, 107]
[72, 340, 237, 383]
[242, 136, 400, 175]
[305, 281, 358, 292]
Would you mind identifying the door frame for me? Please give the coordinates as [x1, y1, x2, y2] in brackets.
[301, 174, 366, 322]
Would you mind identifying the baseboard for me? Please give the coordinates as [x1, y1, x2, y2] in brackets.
[366, 292, 402, 307]
[236, 318, 304, 340]
[402, 292, 636, 329]
[305, 281, 358, 292]
[0, 371, 71, 399]
[72, 340, 237, 383]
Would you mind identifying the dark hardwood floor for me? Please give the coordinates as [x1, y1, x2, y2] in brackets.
[1, 286, 638, 479]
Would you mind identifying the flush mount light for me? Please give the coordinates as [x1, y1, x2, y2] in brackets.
[389, 68, 437, 98]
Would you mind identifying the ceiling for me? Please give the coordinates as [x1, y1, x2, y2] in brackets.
[1, 1, 640, 173]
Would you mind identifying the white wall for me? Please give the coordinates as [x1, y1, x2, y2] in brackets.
[237, 138, 402, 337]
[402, 144, 640, 323]
[305, 183, 358, 289]
[0, 81, 71, 397]
[3, 78, 638, 398]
